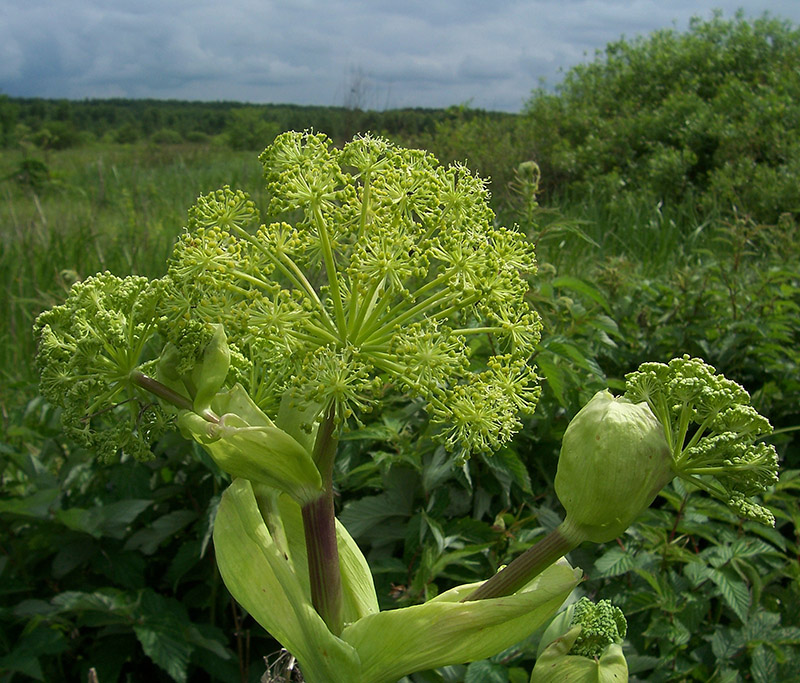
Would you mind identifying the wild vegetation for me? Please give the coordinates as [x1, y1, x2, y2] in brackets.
[1, 11, 799, 683]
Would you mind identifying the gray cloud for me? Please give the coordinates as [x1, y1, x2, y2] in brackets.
[2, 0, 799, 111]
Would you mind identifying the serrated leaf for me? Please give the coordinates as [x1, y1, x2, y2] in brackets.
[594, 547, 635, 577]
[482, 448, 532, 494]
[750, 644, 778, 683]
[0, 487, 60, 519]
[0, 628, 62, 681]
[51, 588, 133, 616]
[340, 489, 412, 538]
[133, 589, 219, 683]
[743, 610, 782, 643]
[684, 559, 714, 587]
[710, 566, 751, 622]
[710, 627, 744, 659]
[57, 499, 152, 539]
[52, 538, 97, 578]
[535, 354, 566, 406]
[166, 540, 202, 590]
[134, 623, 191, 683]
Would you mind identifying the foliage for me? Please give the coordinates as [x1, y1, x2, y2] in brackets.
[3, 13, 800, 680]
[1, 97, 509, 152]
[0, 398, 243, 683]
[225, 109, 281, 151]
[584, 474, 800, 682]
[524, 12, 800, 223]
[594, 212, 800, 468]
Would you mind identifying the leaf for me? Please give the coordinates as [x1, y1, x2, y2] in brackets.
[166, 540, 203, 590]
[551, 276, 611, 312]
[594, 547, 635, 577]
[482, 448, 532, 494]
[710, 627, 744, 660]
[52, 588, 133, 616]
[57, 499, 152, 539]
[535, 354, 566, 406]
[340, 560, 582, 683]
[124, 510, 197, 555]
[340, 488, 412, 538]
[52, 538, 97, 578]
[134, 623, 191, 683]
[464, 659, 508, 683]
[0, 627, 67, 681]
[133, 589, 227, 683]
[709, 566, 751, 622]
[750, 644, 778, 683]
[0, 487, 60, 519]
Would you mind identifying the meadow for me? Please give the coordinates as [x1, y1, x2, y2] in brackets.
[1, 12, 799, 683]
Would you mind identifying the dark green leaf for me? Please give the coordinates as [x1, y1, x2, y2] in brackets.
[750, 644, 778, 683]
[594, 547, 635, 577]
[709, 566, 751, 622]
[123, 509, 196, 555]
[464, 659, 508, 683]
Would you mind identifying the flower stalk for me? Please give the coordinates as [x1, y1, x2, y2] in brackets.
[301, 402, 344, 634]
[464, 521, 583, 601]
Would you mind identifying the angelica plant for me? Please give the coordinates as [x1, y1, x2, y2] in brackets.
[34, 132, 575, 682]
[467, 356, 778, 601]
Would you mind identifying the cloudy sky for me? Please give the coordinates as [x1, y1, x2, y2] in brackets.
[2, 0, 799, 112]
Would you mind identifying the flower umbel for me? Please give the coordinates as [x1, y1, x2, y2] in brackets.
[164, 131, 542, 450]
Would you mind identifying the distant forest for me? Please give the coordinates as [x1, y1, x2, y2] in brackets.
[0, 96, 513, 150]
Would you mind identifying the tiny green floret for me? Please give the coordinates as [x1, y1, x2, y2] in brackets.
[33, 272, 169, 461]
[161, 131, 542, 453]
[568, 597, 627, 659]
[624, 355, 779, 525]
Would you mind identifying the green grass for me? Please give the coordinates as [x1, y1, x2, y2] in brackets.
[0, 142, 267, 400]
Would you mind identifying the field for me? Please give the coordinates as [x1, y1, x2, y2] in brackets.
[2, 13, 800, 683]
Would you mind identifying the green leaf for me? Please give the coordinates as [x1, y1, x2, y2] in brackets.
[709, 566, 751, 622]
[340, 489, 412, 538]
[52, 588, 133, 616]
[0, 627, 67, 681]
[0, 487, 60, 518]
[594, 547, 635, 577]
[464, 659, 508, 683]
[482, 448, 532, 494]
[551, 276, 610, 312]
[57, 499, 152, 539]
[52, 538, 97, 578]
[341, 560, 582, 683]
[134, 624, 190, 683]
[535, 354, 566, 406]
[133, 589, 214, 683]
[710, 627, 744, 660]
[750, 644, 778, 683]
[124, 509, 197, 555]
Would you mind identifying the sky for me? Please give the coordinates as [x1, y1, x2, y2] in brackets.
[2, 0, 799, 113]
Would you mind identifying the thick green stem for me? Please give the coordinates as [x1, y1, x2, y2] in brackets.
[300, 404, 344, 635]
[462, 519, 584, 601]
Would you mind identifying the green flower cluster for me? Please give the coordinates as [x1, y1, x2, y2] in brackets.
[624, 355, 779, 525]
[33, 132, 541, 464]
[33, 272, 169, 461]
[163, 132, 542, 455]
